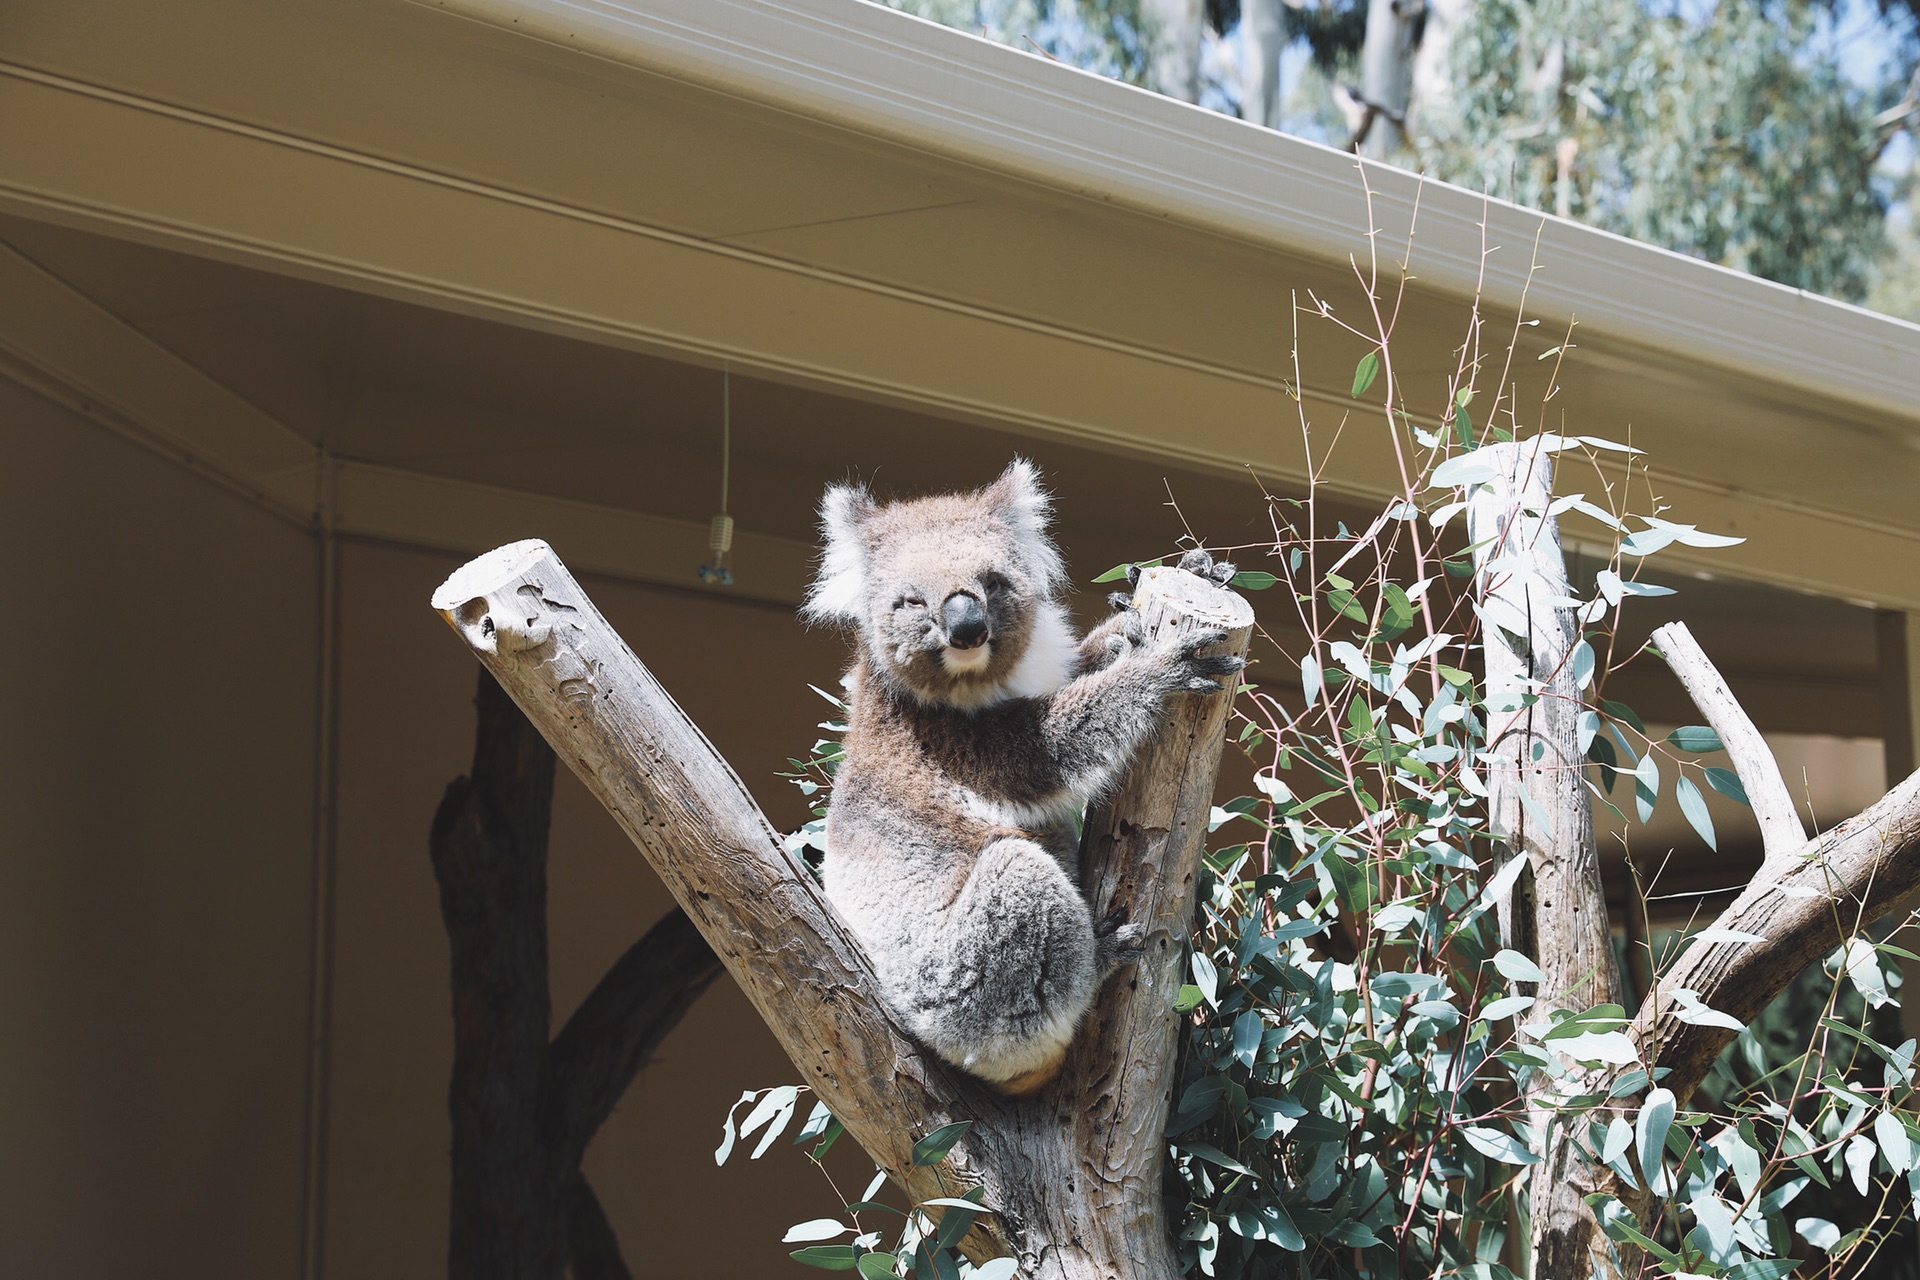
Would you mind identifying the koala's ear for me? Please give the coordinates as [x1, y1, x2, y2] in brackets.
[987, 457, 1051, 529]
[986, 457, 1065, 591]
[803, 482, 877, 622]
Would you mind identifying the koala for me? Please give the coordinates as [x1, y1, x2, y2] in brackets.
[803, 459, 1243, 1095]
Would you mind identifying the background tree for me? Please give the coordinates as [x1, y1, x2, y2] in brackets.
[876, 0, 1920, 319]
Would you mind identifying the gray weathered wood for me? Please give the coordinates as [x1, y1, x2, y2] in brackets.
[431, 542, 1250, 1278]
[1464, 440, 1622, 1279]
[1649, 620, 1808, 858]
[1638, 770, 1920, 1104]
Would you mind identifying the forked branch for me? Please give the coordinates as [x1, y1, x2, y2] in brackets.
[430, 541, 1251, 1280]
[1636, 627, 1920, 1101]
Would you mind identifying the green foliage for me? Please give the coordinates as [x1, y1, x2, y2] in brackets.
[718, 1088, 994, 1277]
[1417, 0, 1891, 302]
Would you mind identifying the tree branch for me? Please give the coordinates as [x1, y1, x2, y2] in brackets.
[431, 668, 562, 1280]
[433, 665, 728, 1280]
[1647, 621, 1808, 858]
[1464, 439, 1621, 1279]
[1639, 768, 1920, 1103]
[565, 1173, 631, 1280]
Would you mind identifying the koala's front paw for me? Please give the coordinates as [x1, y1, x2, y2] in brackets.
[1094, 906, 1147, 974]
[1177, 548, 1239, 587]
[1171, 628, 1246, 694]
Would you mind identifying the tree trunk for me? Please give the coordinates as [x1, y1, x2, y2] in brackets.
[1240, 0, 1287, 128]
[1465, 440, 1623, 1279]
[430, 543, 1251, 1279]
[1142, 0, 1205, 103]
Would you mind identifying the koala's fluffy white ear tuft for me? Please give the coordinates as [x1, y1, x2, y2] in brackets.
[803, 483, 875, 622]
[988, 457, 1065, 591]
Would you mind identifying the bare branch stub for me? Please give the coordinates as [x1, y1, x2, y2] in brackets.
[1648, 620, 1808, 858]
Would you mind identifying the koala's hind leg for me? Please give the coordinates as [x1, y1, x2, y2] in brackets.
[905, 836, 1100, 1094]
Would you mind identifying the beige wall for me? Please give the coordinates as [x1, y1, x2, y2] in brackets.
[0, 381, 318, 1277]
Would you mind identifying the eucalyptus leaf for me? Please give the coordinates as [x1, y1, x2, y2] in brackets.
[784, 1219, 854, 1243]
[911, 1122, 972, 1168]
[1493, 949, 1546, 986]
[1352, 350, 1381, 398]
[1638, 1089, 1677, 1190]
[1704, 767, 1750, 806]
[1675, 775, 1716, 850]
[790, 1245, 861, 1270]
[1460, 1125, 1540, 1166]
[1666, 726, 1725, 754]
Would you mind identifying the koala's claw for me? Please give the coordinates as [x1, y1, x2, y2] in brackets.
[1124, 563, 1144, 588]
[1094, 907, 1147, 972]
[1177, 548, 1239, 587]
[1107, 590, 1134, 613]
[1177, 628, 1246, 693]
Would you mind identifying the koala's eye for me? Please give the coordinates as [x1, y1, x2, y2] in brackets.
[981, 573, 1012, 598]
[897, 593, 927, 611]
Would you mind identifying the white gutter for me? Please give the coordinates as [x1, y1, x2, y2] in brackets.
[423, 0, 1919, 428]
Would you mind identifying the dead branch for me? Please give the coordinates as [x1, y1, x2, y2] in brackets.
[1641, 768, 1920, 1103]
[1648, 621, 1808, 857]
[430, 542, 1251, 1280]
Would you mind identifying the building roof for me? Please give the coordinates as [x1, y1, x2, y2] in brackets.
[1, 0, 1917, 606]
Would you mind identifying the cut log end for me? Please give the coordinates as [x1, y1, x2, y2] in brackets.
[431, 538, 554, 613]
[1134, 566, 1258, 633]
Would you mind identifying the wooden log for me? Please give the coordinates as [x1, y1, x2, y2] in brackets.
[1462, 440, 1622, 1279]
[431, 542, 1250, 1278]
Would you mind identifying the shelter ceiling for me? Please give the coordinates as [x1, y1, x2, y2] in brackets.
[0, 210, 1883, 742]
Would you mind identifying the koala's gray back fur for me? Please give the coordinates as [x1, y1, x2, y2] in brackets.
[806, 460, 1241, 1092]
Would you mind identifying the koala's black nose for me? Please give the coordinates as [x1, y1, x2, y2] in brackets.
[942, 592, 990, 649]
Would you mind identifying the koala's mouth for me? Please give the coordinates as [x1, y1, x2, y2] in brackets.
[940, 641, 993, 674]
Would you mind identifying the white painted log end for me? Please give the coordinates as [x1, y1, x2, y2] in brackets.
[432, 539, 554, 611]
[1134, 566, 1257, 633]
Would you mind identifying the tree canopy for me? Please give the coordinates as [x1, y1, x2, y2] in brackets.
[876, 0, 1920, 320]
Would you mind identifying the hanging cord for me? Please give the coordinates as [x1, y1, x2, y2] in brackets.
[699, 369, 736, 586]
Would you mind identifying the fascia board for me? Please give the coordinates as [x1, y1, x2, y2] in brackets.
[427, 0, 1920, 428]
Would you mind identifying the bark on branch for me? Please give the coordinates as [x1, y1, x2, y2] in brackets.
[430, 542, 1251, 1279]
